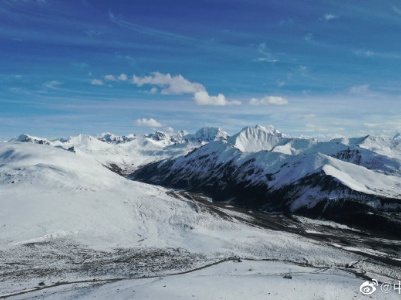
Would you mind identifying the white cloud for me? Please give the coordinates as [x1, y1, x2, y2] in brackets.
[104, 73, 128, 82]
[250, 96, 289, 106]
[43, 80, 61, 90]
[149, 87, 158, 94]
[133, 72, 241, 106]
[104, 75, 116, 81]
[136, 118, 162, 127]
[118, 73, 128, 81]
[323, 14, 338, 21]
[194, 91, 241, 106]
[133, 72, 203, 95]
[91, 79, 104, 86]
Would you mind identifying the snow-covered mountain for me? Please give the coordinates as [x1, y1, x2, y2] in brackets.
[229, 125, 285, 152]
[132, 125, 401, 233]
[97, 132, 136, 144]
[185, 127, 229, 143]
[10, 134, 51, 145]
[2, 127, 401, 298]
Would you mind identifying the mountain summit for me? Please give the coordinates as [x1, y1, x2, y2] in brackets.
[229, 125, 284, 152]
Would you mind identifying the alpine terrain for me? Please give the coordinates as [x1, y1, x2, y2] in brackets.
[1, 125, 401, 299]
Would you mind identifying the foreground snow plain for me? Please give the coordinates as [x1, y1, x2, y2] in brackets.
[1, 138, 400, 299]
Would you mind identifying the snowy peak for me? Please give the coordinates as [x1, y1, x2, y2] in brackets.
[10, 134, 50, 145]
[186, 127, 229, 143]
[97, 132, 136, 144]
[55, 134, 112, 151]
[229, 125, 284, 152]
[394, 132, 401, 140]
[147, 131, 171, 142]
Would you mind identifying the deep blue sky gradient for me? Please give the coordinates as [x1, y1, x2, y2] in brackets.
[1, 0, 401, 140]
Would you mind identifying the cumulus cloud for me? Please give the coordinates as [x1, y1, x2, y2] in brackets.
[90, 79, 104, 86]
[136, 118, 162, 127]
[133, 72, 241, 106]
[194, 91, 241, 106]
[104, 73, 128, 82]
[104, 75, 116, 81]
[118, 73, 128, 81]
[250, 96, 289, 106]
[133, 72, 203, 95]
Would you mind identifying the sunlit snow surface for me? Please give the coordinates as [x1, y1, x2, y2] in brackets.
[1, 130, 401, 299]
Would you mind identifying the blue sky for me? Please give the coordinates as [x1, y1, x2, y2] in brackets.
[1, 0, 401, 140]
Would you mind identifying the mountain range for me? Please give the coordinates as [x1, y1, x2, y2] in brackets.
[7, 125, 401, 234]
[2, 125, 401, 298]
[129, 125, 401, 234]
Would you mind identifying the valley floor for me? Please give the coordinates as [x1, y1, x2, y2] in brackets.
[1, 191, 401, 299]
[4, 260, 396, 300]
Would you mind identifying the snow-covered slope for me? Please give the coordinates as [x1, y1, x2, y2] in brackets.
[1, 141, 349, 256]
[0, 142, 225, 250]
[132, 126, 401, 231]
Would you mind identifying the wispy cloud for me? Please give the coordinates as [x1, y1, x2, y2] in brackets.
[349, 84, 371, 95]
[364, 121, 401, 130]
[302, 114, 316, 119]
[83, 29, 102, 38]
[304, 33, 313, 41]
[322, 14, 339, 21]
[354, 50, 375, 57]
[90, 79, 104, 86]
[133, 72, 241, 106]
[136, 117, 162, 127]
[250, 96, 288, 106]
[253, 42, 278, 63]
[108, 11, 196, 43]
[253, 58, 278, 63]
[392, 5, 401, 16]
[43, 80, 62, 90]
